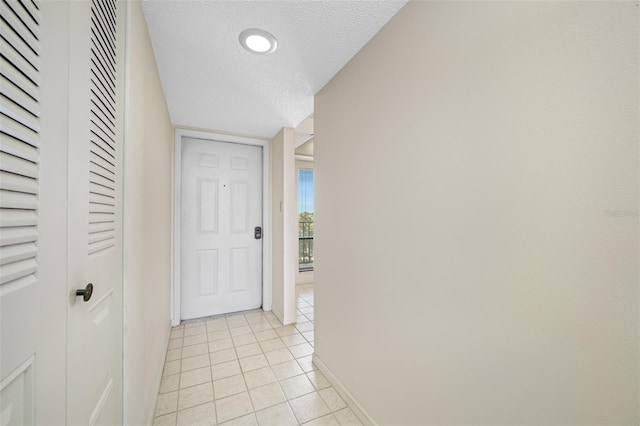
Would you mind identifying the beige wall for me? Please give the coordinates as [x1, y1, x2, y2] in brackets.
[271, 128, 298, 324]
[314, 2, 638, 424]
[123, 2, 174, 424]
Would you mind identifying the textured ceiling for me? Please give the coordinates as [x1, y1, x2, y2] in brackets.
[142, 0, 407, 138]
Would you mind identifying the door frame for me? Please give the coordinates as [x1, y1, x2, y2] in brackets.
[172, 128, 271, 326]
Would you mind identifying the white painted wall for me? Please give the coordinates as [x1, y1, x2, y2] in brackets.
[271, 128, 297, 324]
[314, 2, 638, 424]
[123, 2, 173, 424]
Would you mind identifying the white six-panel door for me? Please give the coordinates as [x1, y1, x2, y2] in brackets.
[181, 138, 263, 319]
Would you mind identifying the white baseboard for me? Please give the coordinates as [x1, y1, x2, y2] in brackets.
[312, 354, 376, 426]
[146, 320, 173, 425]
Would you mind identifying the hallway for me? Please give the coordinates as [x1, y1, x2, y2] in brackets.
[153, 285, 361, 425]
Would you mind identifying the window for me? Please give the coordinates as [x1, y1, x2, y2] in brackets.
[298, 169, 314, 272]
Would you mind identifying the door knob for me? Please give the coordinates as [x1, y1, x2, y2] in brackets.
[254, 226, 262, 239]
[76, 283, 94, 302]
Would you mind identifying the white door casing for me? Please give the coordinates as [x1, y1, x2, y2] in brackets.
[180, 138, 262, 319]
[173, 129, 271, 326]
[66, 0, 125, 424]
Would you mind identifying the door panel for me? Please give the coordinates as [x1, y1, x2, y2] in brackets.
[181, 138, 262, 319]
[1, 0, 67, 424]
[66, 0, 124, 424]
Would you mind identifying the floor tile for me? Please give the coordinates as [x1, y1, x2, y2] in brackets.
[182, 354, 210, 372]
[248, 382, 286, 411]
[296, 355, 316, 373]
[209, 329, 232, 341]
[184, 325, 207, 337]
[289, 392, 331, 424]
[211, 360, 242, 380]
[259, 338, 285, 353]
[219, 413, 258, 426]
[306, 371, 331, 391]
[155, 391, 178, 416]
[178, 382, 214, 411]
[230, 325, 253, 337]
[214, 374, 248, 400]
[160, 374, 180, 394]
[211, 348, 238, 365]
[280, 333, 306, 347]
[274, 326, 298, 337]
[153, 412, 177, 426]
[239, 354, 269, 373]
[295, 322, 314, 333]
[168, 338, 183, 350]
[233, 334, 258, 347]
[155, 287, 350, 426]
[164, 360, 181, 376]
[319, 388, 346, 412]
[271, 360, 304, 381]
[254, 329, 278, 342]
[184, 334, 208, 347]
[236, 343, 263, 359]
[180, 366, 211, 389]
[226, 317, 249, 329]
[176, 402, 216, 426]
[182, 343, 209, 359]
[255, 402, 298, 426]
[215, 392, 254, 424]
[303, 414, 340, 426]
[334, 408, 362, 426]
[206, 318, 228, 332]
[279, 374, 315, 400]
[210, 338, 234, 353]
[288, 343, 314, 359]
[249, 322, 273, 333]
[264, 348, 294, 366]
[243, 366, 277, 390]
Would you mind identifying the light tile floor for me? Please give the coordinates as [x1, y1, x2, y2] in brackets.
[154, 284, 362, 426]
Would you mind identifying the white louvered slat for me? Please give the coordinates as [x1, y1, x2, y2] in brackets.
[0, 209, 37, 227]
[0, 226, 38, 247]
[0, 37, 40, 87]
[2, 0, 41, 42]
[0, 2, 40, 55]
[0, 242, 37, 266]
[0, 0, 40, 292]
[0, 133, 39, 162]
[0, 75, 39, 116]
[0, 18, 40, 71]
[19, 0, 41, 25]
[0, 115, 39, 148]
[0, 190, 37, 210]
[0, 101, 40, 133]
[87, 0, 117, 256]
[0, 57, 39, 102]
[0, 171, 38, 193]
[0, 152, 38, 178]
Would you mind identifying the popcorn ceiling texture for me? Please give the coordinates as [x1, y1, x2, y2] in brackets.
[141, 0, 407, 138]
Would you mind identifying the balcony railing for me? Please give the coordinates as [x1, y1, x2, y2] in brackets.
[299, 220, 313, 271]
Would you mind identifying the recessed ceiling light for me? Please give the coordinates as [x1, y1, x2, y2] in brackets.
[239, 29, 277, 54]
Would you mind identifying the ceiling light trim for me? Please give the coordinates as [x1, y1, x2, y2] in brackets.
[239, 28, 278, 54]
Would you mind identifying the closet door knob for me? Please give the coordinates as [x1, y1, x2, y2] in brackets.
[76, 283, 94, 302]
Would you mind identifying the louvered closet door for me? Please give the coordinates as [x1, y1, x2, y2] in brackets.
[0, 0, 70, 424]
[66, 0, 125, 425]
